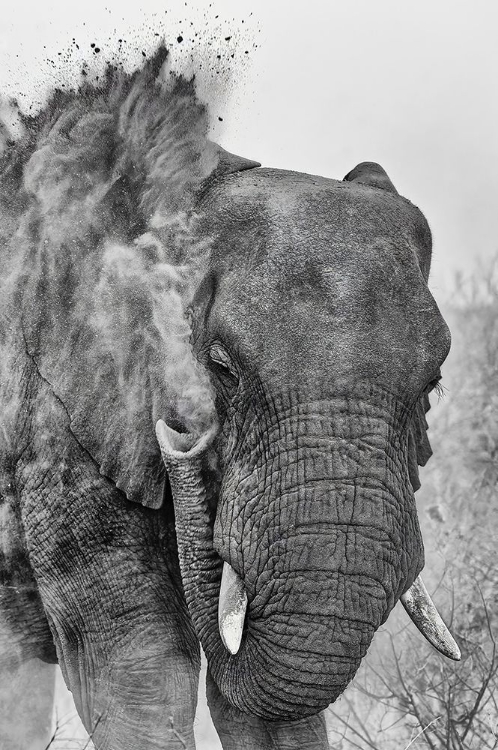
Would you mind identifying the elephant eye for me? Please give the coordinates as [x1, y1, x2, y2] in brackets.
[208, 344, 238, 380]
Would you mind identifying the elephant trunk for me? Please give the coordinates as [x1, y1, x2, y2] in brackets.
[157, 414, 406, 720]
[155, 420, 223, 653]
[156, 399, 421, 720]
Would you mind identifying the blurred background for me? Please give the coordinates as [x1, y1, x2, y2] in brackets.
[1, 1, 497, 747]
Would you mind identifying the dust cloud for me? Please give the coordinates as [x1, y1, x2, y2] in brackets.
[0, 44, 223, 506]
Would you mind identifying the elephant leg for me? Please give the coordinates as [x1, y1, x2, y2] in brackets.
[206, 668, 273, 749]
[15, 379, 201, 749]
[206, 669, 329, 750]
[0, 478, 59, 748]
[20, 475, 201, 750]
[264, 714, 329, 750]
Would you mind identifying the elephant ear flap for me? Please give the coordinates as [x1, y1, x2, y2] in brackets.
[343, 162, 398, 194]
[407, 393, 433, 492]
[343, 161, 433, 282]
[209, 144, 261, 178]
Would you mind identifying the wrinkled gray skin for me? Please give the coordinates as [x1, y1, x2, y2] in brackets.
[1, 155, 450, 750]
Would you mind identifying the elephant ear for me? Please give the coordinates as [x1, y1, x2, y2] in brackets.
[211, 145, 261, 176]
[2, 54, 263, 511]
[344, 161, 432, 281]
[196, 144, 261, 196]
[344, 160, 435, 481]
[343, 162, 398, 194]
[407, 392, 433, 492]
[16, 144, 261, 511]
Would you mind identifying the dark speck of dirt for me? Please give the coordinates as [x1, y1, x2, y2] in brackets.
[142, 51, 146, 57]
[94, 47, 101, 53]
[91, 43, 95, 48]
[177, 35, 183, 43]
[216, 54, 221, 59]
[224, 36, 231, 41]
[218, 117, 223, 121]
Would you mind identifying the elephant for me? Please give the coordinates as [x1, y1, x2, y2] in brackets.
[0, 47, 460, 749]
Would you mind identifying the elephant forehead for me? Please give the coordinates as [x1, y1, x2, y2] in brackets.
[215, 258, 447, 384]
[204, 170, 449, 392]
[205, 168, 431, 276]
[207, 170, 434, 322]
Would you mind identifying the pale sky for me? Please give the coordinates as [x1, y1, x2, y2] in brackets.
[1, 0, 497, 298]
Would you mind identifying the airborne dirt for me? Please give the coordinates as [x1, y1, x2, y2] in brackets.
[0, 46, 222, 509]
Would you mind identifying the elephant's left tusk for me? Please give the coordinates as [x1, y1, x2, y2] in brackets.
[400, 576, 461, 661]
[218, 562, 247, 655]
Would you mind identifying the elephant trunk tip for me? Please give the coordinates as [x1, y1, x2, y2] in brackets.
[155, 419, 217, 459]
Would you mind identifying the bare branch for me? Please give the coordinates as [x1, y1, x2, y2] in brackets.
[403, 716, 441, 749]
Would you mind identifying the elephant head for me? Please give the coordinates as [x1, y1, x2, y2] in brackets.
[154, 157, 459, 722]
[0, 47, 459, 749]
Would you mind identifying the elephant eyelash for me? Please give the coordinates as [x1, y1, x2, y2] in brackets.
[208, 344, 238, 380]
[434, 381, 445, 399]
[213, 360, 237, 380]
[428, 376, 444, 399]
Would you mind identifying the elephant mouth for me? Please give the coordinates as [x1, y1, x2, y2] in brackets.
[216, 561, 460, 661]
[156, 418, 460, 718]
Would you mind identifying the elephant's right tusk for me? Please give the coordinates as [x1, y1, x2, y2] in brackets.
[218, 562, 247, 655]
[400, 576, 461, 661]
